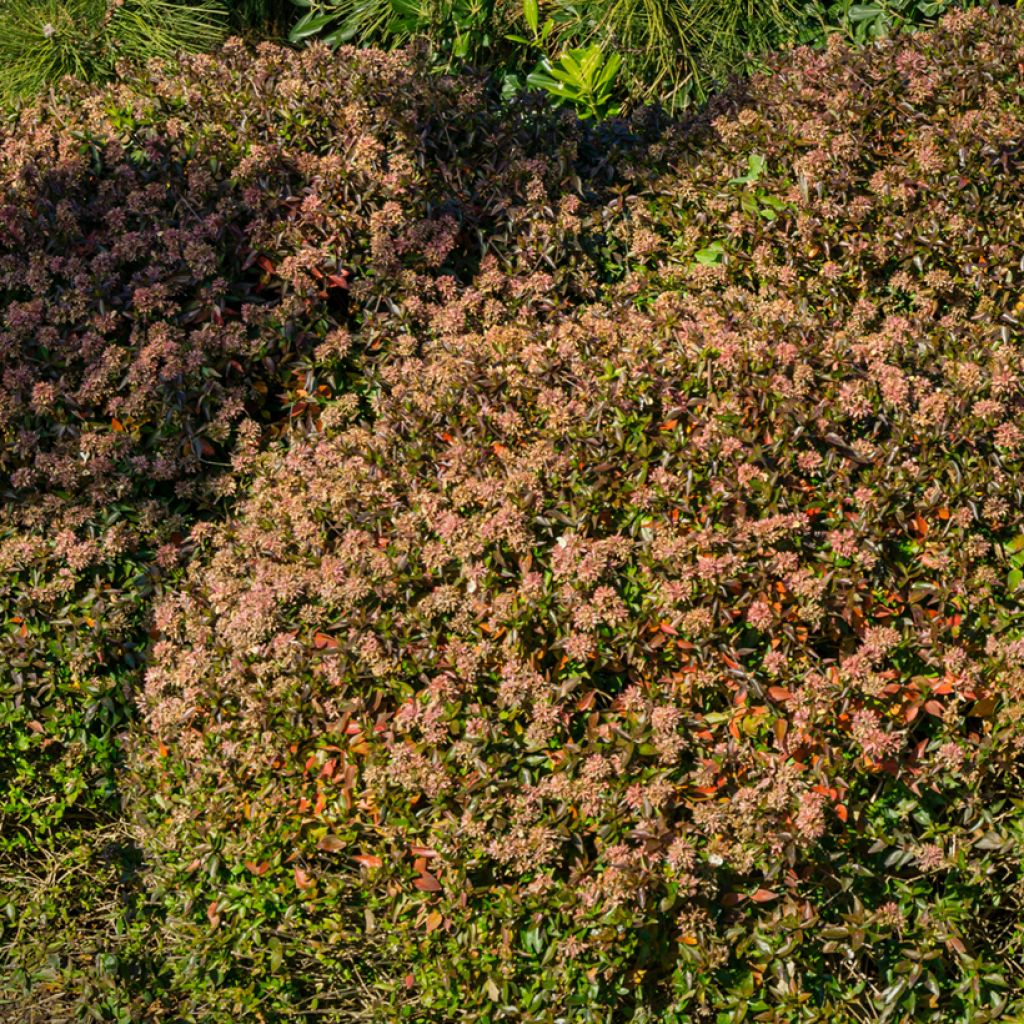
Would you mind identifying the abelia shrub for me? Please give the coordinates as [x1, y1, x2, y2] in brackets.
[0, 35, 620, 839]
[0, 38, 636, 1013]
[137, 7, 1024, 1020]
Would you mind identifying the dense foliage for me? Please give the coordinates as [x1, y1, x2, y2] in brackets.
[0, 32, 659, 1019]
[0, 0, 233, 105]
[0, 0, 982, 114]
[132, 5, 1024, 1021]
[289, 0, 981, 112]
[3, 3, 1024, 1021]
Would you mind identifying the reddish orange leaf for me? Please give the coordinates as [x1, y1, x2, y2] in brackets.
[576, 690, 597, 711]
[414, 871, 442, 892]
[353, 854, 383, 869]
[750, 888, 778, 903]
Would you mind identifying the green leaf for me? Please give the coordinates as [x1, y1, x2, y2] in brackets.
[848, 4, 884, 21]
[324, 18, 365, 45]
[523, 0, 539, 35]
[695, 240, 725, 265]
[289, 12, 339, 42]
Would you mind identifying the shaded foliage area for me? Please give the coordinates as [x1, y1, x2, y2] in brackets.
[288, 0, 984, 112]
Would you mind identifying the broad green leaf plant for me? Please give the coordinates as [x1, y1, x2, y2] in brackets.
[526, 44, 622, 119]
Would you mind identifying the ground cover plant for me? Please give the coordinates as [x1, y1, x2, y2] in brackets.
[2, 2, 1024, 1022]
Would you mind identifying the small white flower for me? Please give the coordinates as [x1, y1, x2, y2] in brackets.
[42, 23, 56, 39]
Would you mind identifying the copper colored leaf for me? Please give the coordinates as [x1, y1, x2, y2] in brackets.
[317, 835, 346, 853]
[973, 697, 997, 718]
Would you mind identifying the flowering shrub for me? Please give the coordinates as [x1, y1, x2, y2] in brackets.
[0, 38, 637, 1016]
[0, 31, 616, 805]
[135, 7, 1024, 1020]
